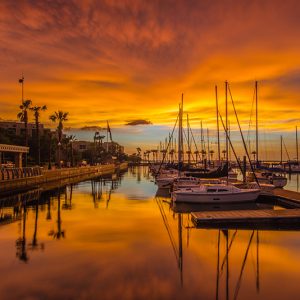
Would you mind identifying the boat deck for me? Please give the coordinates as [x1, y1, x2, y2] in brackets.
[192, 208, 300, 230]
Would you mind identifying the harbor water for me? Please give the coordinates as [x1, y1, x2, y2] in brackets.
[0, 167, 300, 300]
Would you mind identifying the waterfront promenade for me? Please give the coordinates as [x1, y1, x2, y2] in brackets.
[0, 163, 128, 195]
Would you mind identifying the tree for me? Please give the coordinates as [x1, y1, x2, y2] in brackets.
[17, 99, 32, 166]
[67, 135, 76, 167]
[49, 111, 69, 168]
[30, 105, 47, 165]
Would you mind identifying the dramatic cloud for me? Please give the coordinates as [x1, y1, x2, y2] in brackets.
[80, 126, 103, 131]
[125, 120, 152, 126]
[0, 0, 300, 155]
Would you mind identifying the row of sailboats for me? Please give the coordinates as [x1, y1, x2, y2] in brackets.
[154, 84, 264, 204]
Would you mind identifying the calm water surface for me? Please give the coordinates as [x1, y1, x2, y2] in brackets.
[0, 167, 300, 300]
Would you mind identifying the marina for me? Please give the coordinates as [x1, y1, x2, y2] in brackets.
[1, 1, 300, 299]
[1, 166, 300, 299]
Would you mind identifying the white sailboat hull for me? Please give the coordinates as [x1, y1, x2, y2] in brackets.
[172, 189, 260, 204]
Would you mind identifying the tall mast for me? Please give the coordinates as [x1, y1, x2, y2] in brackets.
[200, 120, 203, 163]
[215, 85, 221, 162]
[280, 135, 283, 164]
[225, 81, 228, 166]
[207, 128, 210, 164]
[106, 124, 109, 152]
[255, 81, 259, 167]
[296, 126, 299, 164]
[228, 120, 231, 162]
[178, 94, 184, 171]
[187, 114, 190, 165]
[22, 75, 24, 102]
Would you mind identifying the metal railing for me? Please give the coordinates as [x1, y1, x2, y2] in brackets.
[0, 167, 42, 181]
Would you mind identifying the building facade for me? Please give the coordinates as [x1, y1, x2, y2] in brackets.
[0, 120, 47, 137]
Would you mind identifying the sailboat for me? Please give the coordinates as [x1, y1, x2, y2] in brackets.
[172, 183, 260, 203]
[172, 82, 261, 204]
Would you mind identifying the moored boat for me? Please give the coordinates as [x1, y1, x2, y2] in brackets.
[247, 172, 287, 188]
[172, 184, 260, 203]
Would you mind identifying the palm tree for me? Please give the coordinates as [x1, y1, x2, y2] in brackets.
[17, 99, 32, 166]
[30, 105, 47, 165]
[67, 135, 76, 167]
[49, 111, 69, 168]
[136, 147, 141, 157]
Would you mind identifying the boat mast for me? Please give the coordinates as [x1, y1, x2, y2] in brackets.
[200, 120, 203, 163]
[225, 81, 229, 183]
[178, 94, 184, 173]
[255, 81, 258, 167]
[296, 126, 299, 164]
[280, 135, 283, 164]
[207, 128, 210, 164]
[216, 85, 221, 162]
[228, 120, 231, 162]
[187, 114, 190, 165]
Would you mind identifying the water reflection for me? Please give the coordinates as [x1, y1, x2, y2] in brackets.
[48, 190, 65, 240]
[155, 182, 300, 300]
[15, 200, 28, 262]
[1, 167, 300, 299]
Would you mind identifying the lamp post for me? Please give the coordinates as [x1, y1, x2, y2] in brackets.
[58, 141, 61, 168]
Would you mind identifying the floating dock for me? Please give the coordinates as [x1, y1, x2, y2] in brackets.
[192, 209, 300, 230]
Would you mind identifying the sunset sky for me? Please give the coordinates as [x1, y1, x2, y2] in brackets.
[0, 0, 300, 158]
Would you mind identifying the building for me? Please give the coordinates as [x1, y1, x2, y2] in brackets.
[72, 140, 93, 153]
[103, 142, 124, 154]
[73, 140, 124, 154]
[0, 120, 48, 137]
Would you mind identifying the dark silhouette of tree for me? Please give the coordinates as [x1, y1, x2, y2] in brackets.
[30, 105, 47, 165]
[49, 111, 68, 168]
[17, 99, 32, 166]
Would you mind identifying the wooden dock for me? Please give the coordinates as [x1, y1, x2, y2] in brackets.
[192, 209, 300, 230]
[273, 188, 300, 207]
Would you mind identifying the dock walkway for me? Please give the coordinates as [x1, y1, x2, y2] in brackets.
[273, 189, 300, 207]
[192, 209, 300, 230]
[0, 162, 128, 196]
